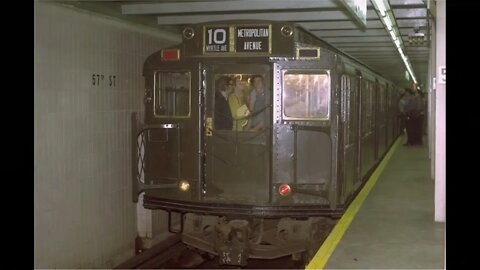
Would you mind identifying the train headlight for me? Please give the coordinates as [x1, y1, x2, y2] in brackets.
[278, 184, 292, 196]
[183, 27, 195, 39]
[179, 180, 190, 191]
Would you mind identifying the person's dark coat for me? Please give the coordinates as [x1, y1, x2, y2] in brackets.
[215, 91, 233, 130]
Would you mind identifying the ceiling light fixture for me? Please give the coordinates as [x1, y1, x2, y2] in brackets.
[370, 0, 418, 85]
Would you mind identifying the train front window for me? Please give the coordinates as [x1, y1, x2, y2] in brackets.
[282, 72, 330, 120]
[154, 71, 191, 117]
[213, 74, 268, 131]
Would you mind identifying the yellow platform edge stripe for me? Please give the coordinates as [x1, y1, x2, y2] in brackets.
[306, 137, 401, 270]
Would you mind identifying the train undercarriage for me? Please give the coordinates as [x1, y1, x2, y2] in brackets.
[181, 213, 334, 266]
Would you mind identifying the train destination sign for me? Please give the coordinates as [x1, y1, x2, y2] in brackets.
[204, 25, 270, 54]
[235, 26, 270, 53]
[205, 26, 229, 52]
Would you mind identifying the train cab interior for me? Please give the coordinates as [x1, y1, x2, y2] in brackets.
[205, 65, 272, 204]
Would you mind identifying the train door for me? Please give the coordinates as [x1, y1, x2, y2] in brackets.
[203, 63, 271, 204]
[385, 85, 390, 147]
[341, 74, 359, 203]
[272, 63, 333, 206]
[355, 75, 363, 187]
[133, 63, 201, 202]
[376, 83, 387, 159]
[359, 79, 375, 179]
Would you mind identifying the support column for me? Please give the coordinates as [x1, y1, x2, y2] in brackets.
[434, 0, 445, 223]
[428, 8, 436, 179]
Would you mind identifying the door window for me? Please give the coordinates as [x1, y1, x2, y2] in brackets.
[213, 74, 268, 132]
[282, 71, 330, 120]
[154, 71, 191, 117]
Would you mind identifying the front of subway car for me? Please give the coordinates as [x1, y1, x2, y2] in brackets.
[132, 20, 337, 266]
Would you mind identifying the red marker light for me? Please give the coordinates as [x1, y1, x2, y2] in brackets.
[279, 184, 291, 196]
[161, 49, 180, 61]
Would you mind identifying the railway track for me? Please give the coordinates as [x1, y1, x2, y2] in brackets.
[115, 216, 338, 269]
[114, 234, 187, 269]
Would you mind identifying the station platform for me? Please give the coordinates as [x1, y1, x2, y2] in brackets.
[307, 136, 445, 269]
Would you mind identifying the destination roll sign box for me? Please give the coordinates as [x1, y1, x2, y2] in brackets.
[205, 27, 229, 52]
[235, 26, 269, 52]
[204, 25, 270, 53]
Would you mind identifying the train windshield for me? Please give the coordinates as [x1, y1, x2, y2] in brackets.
[154, 71, 191, 117]
[205, 64, 271, 204]
[282, 71, 330, 120]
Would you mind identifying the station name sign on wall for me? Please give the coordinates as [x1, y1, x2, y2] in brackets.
[204, 25, 271, 54]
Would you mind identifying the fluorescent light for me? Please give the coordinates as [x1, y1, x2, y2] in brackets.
[406, 64, 415, 77]
[379, 9, 386, 17]
[372, 0, 387, 17]
[389, 29, 397, 41]
[371, 0, 418, 85]
[384, 15, 393, 30]
[405, 61, 417, 83]
[394, 39, 401, 47]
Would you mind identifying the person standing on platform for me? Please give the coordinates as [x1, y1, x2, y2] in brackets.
[399, 88, 412, 145]
[401, 89, 415, 146]
[411, 90, 424, 145]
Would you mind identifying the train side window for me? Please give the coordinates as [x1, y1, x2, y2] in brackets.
[282, 71, 330, 120]
[153, 71, 191, 118]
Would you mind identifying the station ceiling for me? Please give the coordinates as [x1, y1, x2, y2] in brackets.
[53, 0, 433, 89]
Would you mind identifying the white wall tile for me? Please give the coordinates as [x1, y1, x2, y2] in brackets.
[34, 2, 179, 268]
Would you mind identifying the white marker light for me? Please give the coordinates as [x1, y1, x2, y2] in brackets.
[179, 180, 190, 191]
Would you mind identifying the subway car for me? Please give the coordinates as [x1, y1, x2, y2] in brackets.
[131, 20, 401, 266]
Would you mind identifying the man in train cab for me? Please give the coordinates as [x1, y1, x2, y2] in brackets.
[214, 76, 233, 130]
[248, 75, 266, 131]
